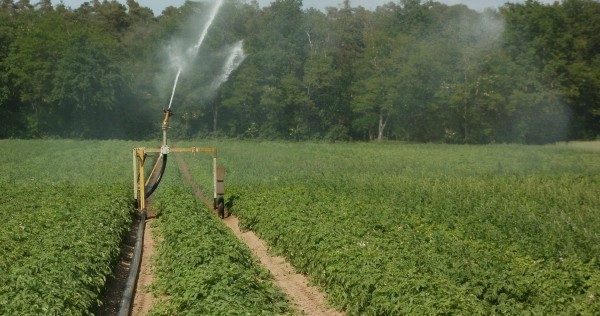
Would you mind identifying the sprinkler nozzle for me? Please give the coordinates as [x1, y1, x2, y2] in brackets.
[162, 109, 173, 129]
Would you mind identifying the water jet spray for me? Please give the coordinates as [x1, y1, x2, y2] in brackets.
[212, 40, 246, 90]
[167, 0, 224, 110]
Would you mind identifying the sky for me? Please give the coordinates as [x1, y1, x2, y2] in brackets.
[58, 0, 559, 16]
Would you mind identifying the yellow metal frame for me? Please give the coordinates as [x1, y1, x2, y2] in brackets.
[132, 109, 221, 211]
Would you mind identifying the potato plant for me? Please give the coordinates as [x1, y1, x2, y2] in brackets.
[148, 166, 294, 315]
[0, 140, 134, 315]
[185, 141, 600, 315]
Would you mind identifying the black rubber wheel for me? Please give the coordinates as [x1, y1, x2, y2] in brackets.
[217, 201, 225, 219]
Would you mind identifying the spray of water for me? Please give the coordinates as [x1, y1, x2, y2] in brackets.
[194, 0, 224, 52]
[167, 69, 181, 110]
[167, 0, 225, 110]
[212, 41, 246, 90]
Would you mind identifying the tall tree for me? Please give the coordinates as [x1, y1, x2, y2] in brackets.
[324, 1, 367, 140]
[501, 0, 573, 143]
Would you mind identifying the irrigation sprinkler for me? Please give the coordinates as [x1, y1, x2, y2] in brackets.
[122, 2, 231, 314]
[127, 107, 225, 316]
[132, 108, 225, 217]
[132, 0, 234, 218]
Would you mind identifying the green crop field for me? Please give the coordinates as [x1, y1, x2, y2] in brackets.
[0, 139, 293, 315]
[0, 139, 134, 315]
[182, 140, 600, 315]
[2, 139, 599, 315]
[147, 163, 293, 315]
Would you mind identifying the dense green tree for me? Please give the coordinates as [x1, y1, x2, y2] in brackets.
[15, 0, 33, 11]
[35, 0, 52, 12]
[233, 0, 307, 138]
[560, 0, 600, 138]
[220, 63, 262, 136]
[501, 0, 575, 143]
[322, 1, 367, 140]
[352, 26, 404, 141]
[0, 12, 23, 137]
[431, 5, 509, 143]
[1, 0, 15, 12]
[5, 11, 126, 137]
[299, 8, 340, 139]
[0, 0, 598, 142]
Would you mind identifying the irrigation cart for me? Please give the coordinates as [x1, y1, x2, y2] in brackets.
[132, 109, 226, 218]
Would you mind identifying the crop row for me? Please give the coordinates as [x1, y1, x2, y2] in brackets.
[1, 139, 298, 315]
[4, 139, 599, 315]
[184, 141, 600, 315]
[232, 176, 600, 314]
[0, 140, 134, 315]
[0, 181, 132, 315]
[147, 164, 293, 315]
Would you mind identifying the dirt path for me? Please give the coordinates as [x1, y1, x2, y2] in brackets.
[176, 154, 344, 316]
[222, 216, 344, 316]
[131, 217, 156, 316]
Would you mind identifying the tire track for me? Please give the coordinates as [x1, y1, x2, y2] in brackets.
[175, 153, 343, 316]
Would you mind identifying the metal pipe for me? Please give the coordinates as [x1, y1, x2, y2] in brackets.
[161, 109, 173, 147]
[132, 149, 138, 200]
[213, 156, 217, 201]
[138, 151, 146, 210]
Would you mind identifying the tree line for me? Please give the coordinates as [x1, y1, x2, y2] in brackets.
[0, 0, 598, 143]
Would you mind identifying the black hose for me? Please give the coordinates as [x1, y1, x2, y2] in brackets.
[145, 154, 167, 199]
[118, 211, 146, 316]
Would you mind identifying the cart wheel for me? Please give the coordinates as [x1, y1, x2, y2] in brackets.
[217, 201, 225, 219]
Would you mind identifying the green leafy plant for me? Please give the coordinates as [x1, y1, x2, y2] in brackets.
[182, 140, 600, 315]
[0, 140, 134, 315]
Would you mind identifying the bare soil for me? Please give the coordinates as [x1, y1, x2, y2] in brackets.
[176, 154, 344, 316]
[131, 217, 156, 316]
[223, 215, 344, 316]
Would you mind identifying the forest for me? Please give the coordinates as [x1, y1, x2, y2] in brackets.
[0, 0, 599, 143]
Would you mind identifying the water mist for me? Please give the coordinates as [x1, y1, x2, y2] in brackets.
[167, 0, 225, 110]
[212, 41, 246, 91]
